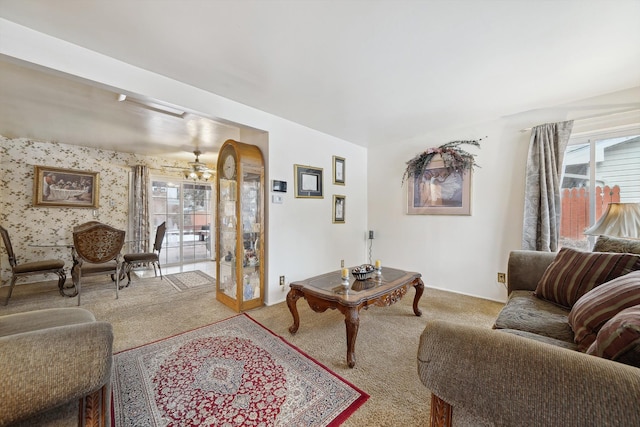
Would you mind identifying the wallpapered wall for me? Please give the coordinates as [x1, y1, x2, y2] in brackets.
[0, 136, 184, 282]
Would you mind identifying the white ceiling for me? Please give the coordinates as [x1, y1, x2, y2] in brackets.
[1, 0, 639, 159]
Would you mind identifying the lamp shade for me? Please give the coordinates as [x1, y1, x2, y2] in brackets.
[584, 202, 640, 238]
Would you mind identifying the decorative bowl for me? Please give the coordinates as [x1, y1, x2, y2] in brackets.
[351, 264, 375, 281]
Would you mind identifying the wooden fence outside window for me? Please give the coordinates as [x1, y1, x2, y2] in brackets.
[560, 185, 620, 240]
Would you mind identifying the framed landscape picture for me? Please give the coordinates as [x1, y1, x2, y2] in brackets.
[294, 165, 323, 198]
[406, 158, 471, 215]
[33, 166, 99, 208]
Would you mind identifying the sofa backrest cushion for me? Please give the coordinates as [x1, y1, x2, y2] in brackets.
[534, 247, 640, 309]
[568, 270, 640, 350]
[592, 235, 640, 255]
[586, 304, 640, 367]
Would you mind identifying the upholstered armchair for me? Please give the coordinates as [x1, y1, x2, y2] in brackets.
[72, 222, 125, 305]
[0, 307, 113, 426]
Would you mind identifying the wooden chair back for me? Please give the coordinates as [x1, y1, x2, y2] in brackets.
[0, 225, 17, 268]
[153, 222, 167, 253]
[73, 222, 125, 264]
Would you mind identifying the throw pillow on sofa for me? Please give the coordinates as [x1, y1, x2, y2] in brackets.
[534, 247, 640, 309]
[586, 304, 640, 367]
[593, 235, 640, 255]
[568, 270, 640, 351]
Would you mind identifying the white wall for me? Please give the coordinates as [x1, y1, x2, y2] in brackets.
[0, 19, 368, 306]
[369, 87, 640, 303]
[368, 121, 528, 302]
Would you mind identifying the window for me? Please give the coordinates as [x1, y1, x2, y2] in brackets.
[560, 128, 640, 250]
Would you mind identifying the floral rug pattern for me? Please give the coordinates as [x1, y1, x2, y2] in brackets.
[112, 314, 368, 426]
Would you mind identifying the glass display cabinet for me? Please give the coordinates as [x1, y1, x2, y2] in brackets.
[215, 139, 265, 312]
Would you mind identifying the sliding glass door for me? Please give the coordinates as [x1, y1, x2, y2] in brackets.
[150, 177, 214, 266]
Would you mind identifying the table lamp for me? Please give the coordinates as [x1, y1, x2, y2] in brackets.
[584, 202, 640, 239]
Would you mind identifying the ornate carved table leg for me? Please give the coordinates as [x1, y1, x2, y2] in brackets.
[413, 278, 425, 316]
[344, 307, 360, 368]
[287, 289, 303, 334]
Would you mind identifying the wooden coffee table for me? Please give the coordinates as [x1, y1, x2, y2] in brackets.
[286, 267, 424, 368]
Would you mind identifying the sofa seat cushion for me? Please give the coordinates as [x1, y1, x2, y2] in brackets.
[534, 247, 640, 308]
[498, 328, 579, 350]
[493, 290, 574, 343]
[569, 270, 640, 351]
[0, 308, 96, 337]
[586, 305, 640, 367]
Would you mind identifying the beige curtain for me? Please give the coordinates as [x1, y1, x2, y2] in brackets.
[131, 165, 150, 253]
[522, 120, 573, 251]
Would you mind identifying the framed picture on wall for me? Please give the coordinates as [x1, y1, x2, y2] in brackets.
[333, 195, 346, 223]
[333, 156, 345, 185]
[294, 165, 323, 198]
[406, 157, 471, 215]
[33, 166, 99, 208]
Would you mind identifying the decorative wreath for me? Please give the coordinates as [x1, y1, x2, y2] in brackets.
[401, 139, 482, 185]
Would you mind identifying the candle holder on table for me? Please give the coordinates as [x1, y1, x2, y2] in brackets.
[374, 260, 382, 278]
[341, 268, 350, 287]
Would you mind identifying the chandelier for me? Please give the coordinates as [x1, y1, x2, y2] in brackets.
[183, 150, 214, 181]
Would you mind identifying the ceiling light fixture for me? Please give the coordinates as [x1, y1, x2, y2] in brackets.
[183, 150, 214, 182]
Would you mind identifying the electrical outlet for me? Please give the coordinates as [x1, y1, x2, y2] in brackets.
[341, 259, 344, 268]
[279, 276, 285, 286]
[497, 272, 506, 283]
[368, 230, 374, 239]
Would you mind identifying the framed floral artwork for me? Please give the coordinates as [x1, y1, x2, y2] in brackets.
[406, 157, 471, 215]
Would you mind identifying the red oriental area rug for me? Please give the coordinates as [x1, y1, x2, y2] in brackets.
[111, 314, 368, 426]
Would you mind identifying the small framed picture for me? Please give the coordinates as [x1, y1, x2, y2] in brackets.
[333, 195, 346, 223]
[294, 165, 323, 198]
[33, 166, 99, 208]
[333, 156, 345, 185]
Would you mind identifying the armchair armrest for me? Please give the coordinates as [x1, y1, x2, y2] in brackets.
[0, 321, 113, 425]
[417, 320, 640, 426]
[507, 250, 556, 293]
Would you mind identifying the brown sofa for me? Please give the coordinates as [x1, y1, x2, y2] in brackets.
[0, 308, 113, 426]
[417, 243, 640, 426]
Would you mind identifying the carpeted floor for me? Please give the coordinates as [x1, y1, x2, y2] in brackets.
[2, 271, 504, 426]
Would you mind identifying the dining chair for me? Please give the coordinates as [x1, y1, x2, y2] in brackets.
[123, 221, 166, 286]
[0, 225, 67, 305]
[71, 221, 125, 305]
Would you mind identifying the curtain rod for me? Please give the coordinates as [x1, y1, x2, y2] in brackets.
[519, 108, 640, 133]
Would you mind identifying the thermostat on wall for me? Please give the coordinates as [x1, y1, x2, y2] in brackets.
[272, 180, 287, 192]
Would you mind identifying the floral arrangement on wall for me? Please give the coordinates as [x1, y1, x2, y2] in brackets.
[401, 139, 483, 185]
